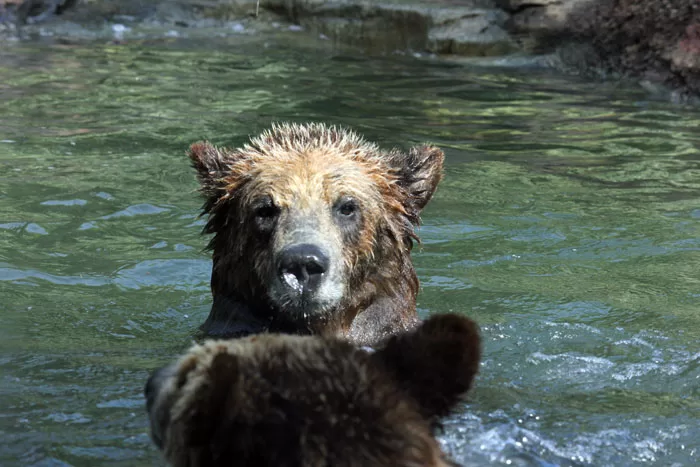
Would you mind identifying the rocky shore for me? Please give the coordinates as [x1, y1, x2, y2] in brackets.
[2, 0, 698, 101]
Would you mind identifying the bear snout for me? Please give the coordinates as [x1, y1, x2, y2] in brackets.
[278, 243, 330, 294]
[144, 363, 177, 449]
[269, 236, 345, 315]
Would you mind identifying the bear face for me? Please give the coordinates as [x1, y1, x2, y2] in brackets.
[145, 313, 481, 467]
[189, 123, 444, 345]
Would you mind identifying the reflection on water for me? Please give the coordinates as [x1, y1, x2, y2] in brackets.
[1, 33, 699, 466]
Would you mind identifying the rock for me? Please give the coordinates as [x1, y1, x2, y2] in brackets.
[262, 0, 515, 55]
[498, 0, 593, 33]
[429, 7, 512, 55]
[493, 0, 700, 100]
[1, 0, 698, 100]
[0, 0, 78, 24]
[567, 0, 700, 99]
[185, 0, 261, 20]
[672, 25, 700, 72]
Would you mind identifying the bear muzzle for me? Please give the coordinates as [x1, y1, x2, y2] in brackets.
[268, 214, 345, 315]
[277, 243, 329, 296]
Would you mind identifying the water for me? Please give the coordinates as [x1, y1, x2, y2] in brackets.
[1, 31, 699, 466]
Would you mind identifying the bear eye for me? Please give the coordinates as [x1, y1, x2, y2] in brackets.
[335, 198, 359, 217]
[254, 204, 278, 219]
[252, 197, 279, 225]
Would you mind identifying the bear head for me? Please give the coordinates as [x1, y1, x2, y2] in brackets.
[145, 313, 480, 467]
[189, 123, 444, 344]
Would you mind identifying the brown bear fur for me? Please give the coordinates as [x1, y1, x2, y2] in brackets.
[189, 123, 444, 346]
[145, 313, 481, 467]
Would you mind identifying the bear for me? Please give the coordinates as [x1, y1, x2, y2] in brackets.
[188, 122, 445, 346]
[145, 313, 481, 467]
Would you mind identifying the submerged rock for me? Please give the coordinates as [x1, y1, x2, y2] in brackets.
[261, 0, 700, 99]
[498, 0, 700, 100]
[0, 0, 77, 25]
[569, 0, 700, 101]
[263, 0, 515, 56]
[498, 0, 590, 34]
[1, 0, 698, 100]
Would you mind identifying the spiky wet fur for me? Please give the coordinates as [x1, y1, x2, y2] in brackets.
[189, 123, 444, 345]
[145, 313, 481, 467]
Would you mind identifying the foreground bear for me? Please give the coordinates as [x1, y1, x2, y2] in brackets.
[189, 123, 444, 345]
[145, 313, 480, 467]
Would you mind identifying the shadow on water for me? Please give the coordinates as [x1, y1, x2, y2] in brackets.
[1, 33, 699, 466]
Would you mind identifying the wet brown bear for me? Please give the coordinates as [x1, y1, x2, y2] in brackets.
[189, 123, 444, 345]
[145, 313, 481, 467]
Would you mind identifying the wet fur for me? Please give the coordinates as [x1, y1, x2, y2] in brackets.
[189, 123, 444, 346]
[145, 313, 481, 467]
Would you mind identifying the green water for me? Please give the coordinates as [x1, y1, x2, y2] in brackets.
[1, 32, 699, 466]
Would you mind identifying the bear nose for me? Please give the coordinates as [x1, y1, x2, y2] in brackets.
[278, 244, 329, 294]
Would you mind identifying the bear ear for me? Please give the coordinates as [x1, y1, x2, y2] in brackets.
[144, 348, 242, 453]
[387, 145, 444, 218]
[175, 350, 241, 447]
[188, 142, 231, 198]
[373, 313, 480, 420]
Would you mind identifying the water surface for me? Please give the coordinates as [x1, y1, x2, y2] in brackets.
[1, 32, 699, 466]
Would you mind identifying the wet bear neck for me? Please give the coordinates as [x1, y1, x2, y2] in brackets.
[201, 268, 418, 345]
[200, 290, 349, 339]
